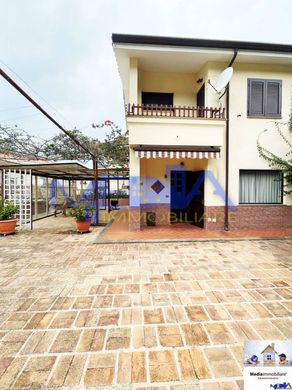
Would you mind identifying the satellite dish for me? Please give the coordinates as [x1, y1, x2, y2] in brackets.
[215, 67, 233, 94]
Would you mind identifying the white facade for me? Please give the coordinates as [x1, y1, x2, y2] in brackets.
[113, 35, 292, 230]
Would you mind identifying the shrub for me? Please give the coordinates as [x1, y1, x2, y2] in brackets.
[0, 198, 18, 220]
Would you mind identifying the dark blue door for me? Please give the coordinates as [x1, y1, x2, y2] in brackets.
[170, 170, 205, 227]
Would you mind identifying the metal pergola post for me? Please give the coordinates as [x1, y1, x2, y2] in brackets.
[92, 158, 99, 225]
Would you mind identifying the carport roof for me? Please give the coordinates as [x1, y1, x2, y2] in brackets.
[0, 161, 129, 180]
[0, 161, 95, 180]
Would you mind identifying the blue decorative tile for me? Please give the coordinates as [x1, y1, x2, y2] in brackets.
[151, 180, 165, 194]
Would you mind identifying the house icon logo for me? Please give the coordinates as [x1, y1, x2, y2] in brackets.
[261, 343, 277, 365]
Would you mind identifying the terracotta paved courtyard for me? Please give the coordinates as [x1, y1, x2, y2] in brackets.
[101, 210, 292, 242]
[0, 217, 291, 389]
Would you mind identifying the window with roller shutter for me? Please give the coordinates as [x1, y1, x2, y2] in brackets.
[247, 79, 282, 118]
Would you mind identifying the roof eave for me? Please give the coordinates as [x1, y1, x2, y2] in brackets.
[112, 33, 292, 54]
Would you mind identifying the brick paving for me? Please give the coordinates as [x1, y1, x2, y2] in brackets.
[0, 217, 291, 389]
[100, 209, 292, 242]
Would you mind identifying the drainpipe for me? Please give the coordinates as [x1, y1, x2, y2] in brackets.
[224, 48, 238, 231]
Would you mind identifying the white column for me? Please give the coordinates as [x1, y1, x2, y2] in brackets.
[129, 58, 138, 104]
[129, 147, 140, 208]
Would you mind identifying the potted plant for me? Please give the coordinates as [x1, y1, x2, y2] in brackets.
[70, 204, 94, 233]
[0, 198, 19, 236]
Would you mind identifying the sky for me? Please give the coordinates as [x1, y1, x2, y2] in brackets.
[1, 0, 292, 141]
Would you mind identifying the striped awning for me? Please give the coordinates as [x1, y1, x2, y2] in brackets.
[134, 150, 220, 159]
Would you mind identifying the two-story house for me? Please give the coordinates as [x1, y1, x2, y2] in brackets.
[112, 34, 292, 231]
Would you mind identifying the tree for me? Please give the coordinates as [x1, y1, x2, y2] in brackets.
[43, 128, 97, 161]
[0, 121, 129, 169]
[0, 125, 48, 160]
[257, 111, 292, 194]
[92, 120, 128, 168]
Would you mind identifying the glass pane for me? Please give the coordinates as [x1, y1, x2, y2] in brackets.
[240, 171, 282, 204]
[249, 81, 264, 115]
[266, 82, 280, 115]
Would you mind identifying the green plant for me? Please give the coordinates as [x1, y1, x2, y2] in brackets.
[110, 190, 129, 199]
[69, 204, 95, 222]
[257, 117, 292, 194]
[0, 198, 18, 220]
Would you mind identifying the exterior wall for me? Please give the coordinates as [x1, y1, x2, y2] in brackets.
[131, 204, 292, 231]
[139, 158, 209, 227]
[207, 62, 292, 207]
[140, 157, 208, 206]
[128, 118, 224, 147]
[138, 70, 202, 106]
[126, 56, 292, 230]
[129, 207, 140, 231]
[230, 62, 292, 207]
[140, 204, 170, 227]
[205, 205, 292, 230]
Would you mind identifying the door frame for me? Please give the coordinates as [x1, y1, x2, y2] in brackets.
[170, 170, 205, 227]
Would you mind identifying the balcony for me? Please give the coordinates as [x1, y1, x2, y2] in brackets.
[127, 107, 225, 148]
[125, 104, 225, 119]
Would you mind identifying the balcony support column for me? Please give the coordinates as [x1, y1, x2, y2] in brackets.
[129, 58, 138, 104]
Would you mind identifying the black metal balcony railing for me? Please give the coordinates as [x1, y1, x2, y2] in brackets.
[125, 104, 225, 119]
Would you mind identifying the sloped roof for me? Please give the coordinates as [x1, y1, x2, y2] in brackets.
[261, 344, 277, 354]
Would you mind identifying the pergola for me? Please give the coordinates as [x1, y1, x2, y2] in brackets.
[0, 161, 129, 230]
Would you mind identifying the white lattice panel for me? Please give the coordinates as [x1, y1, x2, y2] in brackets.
[4, 169, 32, 230]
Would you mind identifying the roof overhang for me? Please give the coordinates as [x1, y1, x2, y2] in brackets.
[113, 33, 292, 53]
[113, 34, 292, 74]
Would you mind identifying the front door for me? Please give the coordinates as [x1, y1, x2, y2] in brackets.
[170, 171, 185, 223]
[170, 170, 205, 227]
[186, 171, 205, 228]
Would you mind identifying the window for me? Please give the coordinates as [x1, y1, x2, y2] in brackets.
[239, 170, 283, 204]
[247, 79, 282, 117]
[142, 92, 173, 106]
[267, 355, 272, 360]
[171, 172, 183, 192]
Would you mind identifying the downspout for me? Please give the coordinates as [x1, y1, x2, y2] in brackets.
[224, 48, 238, 231]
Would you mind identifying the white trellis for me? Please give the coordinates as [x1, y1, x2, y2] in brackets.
[3, 169, 32, 230]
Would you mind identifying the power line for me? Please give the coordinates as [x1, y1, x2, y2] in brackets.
[1, 112, 42, 122]
[0, 66, 95, 159]
[0, 65, 100, 225]
[0, 105, 32, 112]
[0, 59, 75, 128]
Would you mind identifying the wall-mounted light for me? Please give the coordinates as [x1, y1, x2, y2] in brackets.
[164, 174, 167, 179]
[196, 78, 203, 84]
